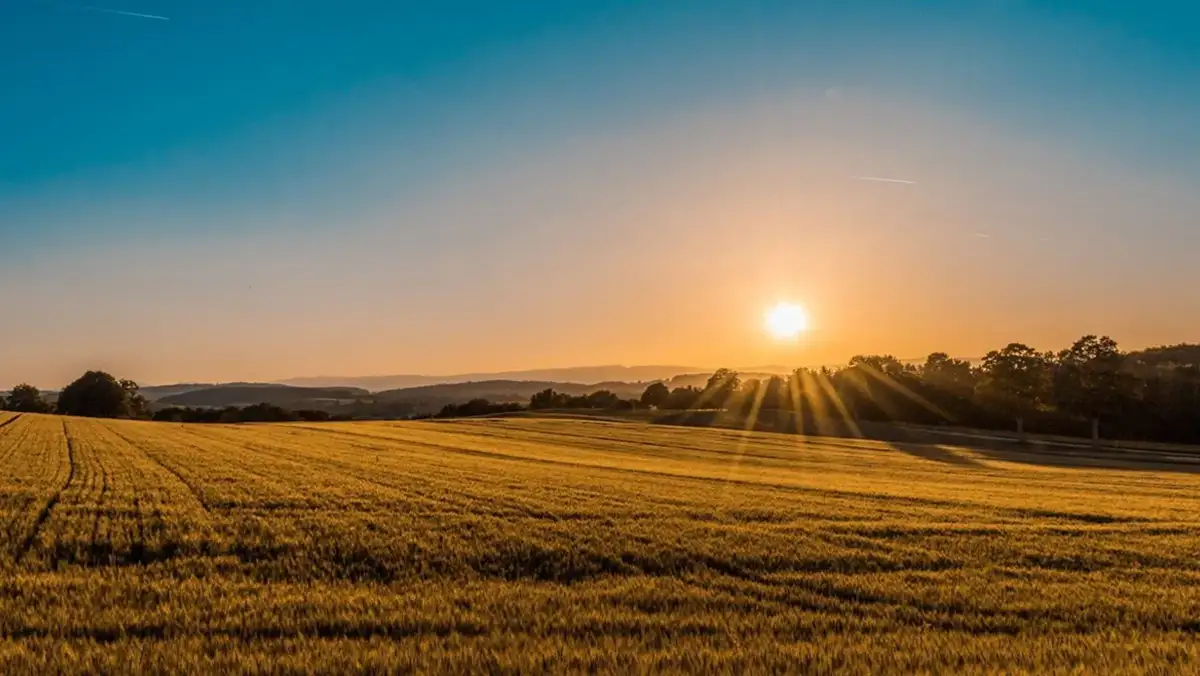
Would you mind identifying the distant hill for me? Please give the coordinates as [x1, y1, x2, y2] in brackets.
[279, 365, 704, 392]
[374, 379, 649, 407]
[139, 382, 275, 401]
[150, 380, 647, 417]
[140, 384, 214, 401]
[156, 385, 369, 409]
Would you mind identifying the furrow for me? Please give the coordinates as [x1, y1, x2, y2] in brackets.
[13, 419, 77, 564]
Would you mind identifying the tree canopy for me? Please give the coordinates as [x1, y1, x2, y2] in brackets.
[625, 336, 1200, 444]
[4, 384, 50, 413]
[639, 382, 670, 409]
[56, 371, 144, 419]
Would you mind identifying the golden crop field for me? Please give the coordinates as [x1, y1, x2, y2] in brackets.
[1, 411, 1199, 674]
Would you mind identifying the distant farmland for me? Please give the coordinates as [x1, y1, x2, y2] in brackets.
[1, 412, 1198, 673]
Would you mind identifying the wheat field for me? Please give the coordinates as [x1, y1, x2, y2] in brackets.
[0, 411, 1198, 673]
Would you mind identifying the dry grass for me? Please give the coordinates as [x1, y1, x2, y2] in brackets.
[0, 411, 1198, 673]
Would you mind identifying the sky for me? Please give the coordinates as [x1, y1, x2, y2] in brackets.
[2, 1, 1198, 387]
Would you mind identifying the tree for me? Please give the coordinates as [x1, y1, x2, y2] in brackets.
[921, 352, 975, 396]
[56, 371, 134, 419]
[1140, 365, 1200, 442]
[737, 378, 762, 415]
[839, 355, 937, 423]
[437, 398, 519, 418]
[849, 354, 912, 379]
[760, 376, 786, 411]
[735, 376, 787, 417]
[639, 382, 670, 409]
[585, 390, 621, 409]
[977, 343, 1051, 437]
[120, 379, 150, 419]
[1053, 335, 1132, 441]
[701, 368, 740, 409]
[237, 403, 300, 423]
[153, 407, 188, 423]
[663, 386, 702, 410]
[529, 388, 560, 410]
[5, 384, 50, 413]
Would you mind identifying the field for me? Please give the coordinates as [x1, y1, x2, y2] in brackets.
[1, 412, 1199, 673]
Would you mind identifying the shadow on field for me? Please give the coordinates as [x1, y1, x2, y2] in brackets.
[644, 409, 1200, 474]
[875, 425, 1200, 473]
[885, 442, 986, 469]
[972, 443, 1200, 474]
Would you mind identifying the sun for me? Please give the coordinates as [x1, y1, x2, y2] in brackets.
[764, 302, 809, 340]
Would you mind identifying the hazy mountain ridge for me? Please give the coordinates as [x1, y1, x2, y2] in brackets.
[140, 382, 290, 401]
[147, 379, 651, 418]
[277, 365, 706, 392]
[374, 380, 649, 404]
[156, 385, 369, 408]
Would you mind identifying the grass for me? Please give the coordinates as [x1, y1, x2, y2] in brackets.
[0, 410, 1198, 673]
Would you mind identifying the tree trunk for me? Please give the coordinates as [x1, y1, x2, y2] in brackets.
[1016, 416, 1026, 443]
[1092, 417, 1100, 447]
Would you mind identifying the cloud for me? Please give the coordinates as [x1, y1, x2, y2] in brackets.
[60, 3, 170, 20]
[852, 176, 916, 184]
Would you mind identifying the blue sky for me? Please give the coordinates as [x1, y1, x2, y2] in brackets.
[2, 1, 1198, 386]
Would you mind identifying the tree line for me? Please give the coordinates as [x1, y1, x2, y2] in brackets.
[2, 371, 149, 418]
[529, 389, 635, 411]
[7, 336, 1200, 444]
[431, 399, 526, 418]
[0, 371, 342, 424]
[452, 336, 1200, 445]
[634, 336, 1200, 444]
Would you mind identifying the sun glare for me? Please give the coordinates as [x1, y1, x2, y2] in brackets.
[764, 302, 809, 340]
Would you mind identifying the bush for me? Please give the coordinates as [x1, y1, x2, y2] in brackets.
[436, 399, 525, 418]
[57, 371, 138, 419]
[4, 384, 51, 413]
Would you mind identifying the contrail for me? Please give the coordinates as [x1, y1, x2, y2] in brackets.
[55, 2, 170, 20]
[852, 176, 916, 185]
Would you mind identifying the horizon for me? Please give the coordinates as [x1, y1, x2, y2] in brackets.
[3, 2, 1198, 387]
[10, 340, 1187, 391]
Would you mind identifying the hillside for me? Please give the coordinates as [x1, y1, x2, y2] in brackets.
[155, 384, 368, 408]
[0, 412, 1197, 671]
[139, 382, 270, 401]
[279, 365, 703, 392]
[150, 380, 653, 417]
[373, 379, 648, 407]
